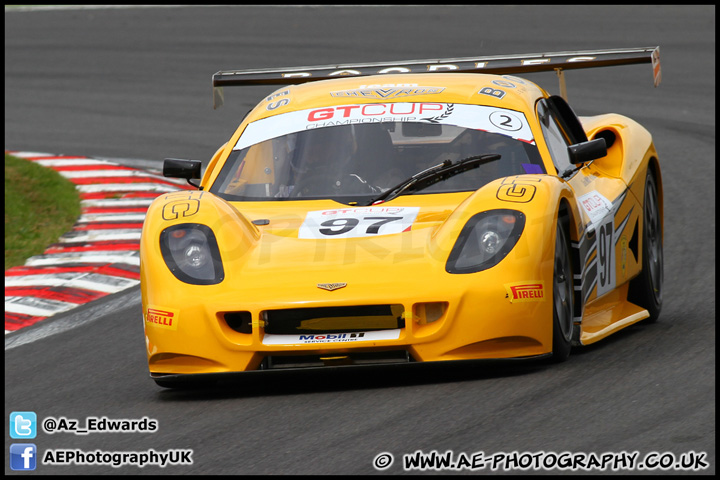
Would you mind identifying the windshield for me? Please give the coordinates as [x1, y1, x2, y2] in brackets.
[209, 102, 545, 203]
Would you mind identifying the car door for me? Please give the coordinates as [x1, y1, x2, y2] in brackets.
[536, 96, 638, 306]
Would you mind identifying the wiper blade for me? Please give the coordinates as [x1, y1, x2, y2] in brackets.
[366, 154, 501, 205]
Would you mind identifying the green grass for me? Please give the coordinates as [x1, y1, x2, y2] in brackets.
[4, 153, 81, 270]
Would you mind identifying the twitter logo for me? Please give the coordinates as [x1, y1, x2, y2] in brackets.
[10, 412, 37, 439]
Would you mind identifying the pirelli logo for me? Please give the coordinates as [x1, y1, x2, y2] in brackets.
[145, 306, 179, 330]
[505, 282, 545, 303]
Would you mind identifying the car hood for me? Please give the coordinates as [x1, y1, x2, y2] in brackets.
[142, 176, 558, 303]
[191, 193, 471, 304]
[228, 192, 470, 265]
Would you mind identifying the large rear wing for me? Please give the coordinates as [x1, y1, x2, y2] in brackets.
[212, 46, 660, 108]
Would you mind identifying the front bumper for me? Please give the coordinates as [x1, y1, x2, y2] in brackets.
[144, 271, 554, 377]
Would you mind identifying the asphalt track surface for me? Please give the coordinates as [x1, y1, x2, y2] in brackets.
[5, 5, 715, 475]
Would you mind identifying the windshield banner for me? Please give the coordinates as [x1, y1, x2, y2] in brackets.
[234, 103, 535, 151]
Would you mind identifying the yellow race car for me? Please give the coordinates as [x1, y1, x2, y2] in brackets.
[141, 47, 663, 387]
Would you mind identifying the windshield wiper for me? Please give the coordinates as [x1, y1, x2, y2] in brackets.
[365, 154, 501, 205]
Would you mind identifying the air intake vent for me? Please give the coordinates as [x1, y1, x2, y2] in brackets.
[263, 304, 404, 335]
[224, 311, 252, 334]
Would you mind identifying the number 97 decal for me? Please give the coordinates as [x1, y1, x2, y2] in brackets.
[298, 207, 420, 239]
[596, 216, 616, 297]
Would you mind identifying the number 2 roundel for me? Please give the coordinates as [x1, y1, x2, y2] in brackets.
[489, 111, 523, 132]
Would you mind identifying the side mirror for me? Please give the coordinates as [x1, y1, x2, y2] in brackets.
[567, 138, 607, 165]
[164, 158, 203, 189]
[164, 158, 201, 179]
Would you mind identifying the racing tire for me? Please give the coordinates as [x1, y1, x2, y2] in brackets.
[551, 217, 574, 362]
[628, 169, 663, 322]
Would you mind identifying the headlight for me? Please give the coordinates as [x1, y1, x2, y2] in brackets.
[446, 210, 525, 274]
[159, 224, 224, 285]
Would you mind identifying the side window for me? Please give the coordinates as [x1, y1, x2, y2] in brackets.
[537, 100, 572, 174]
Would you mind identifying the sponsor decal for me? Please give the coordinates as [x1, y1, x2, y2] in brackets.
[161, 191, 204, 220]
[162, 199, 200, 220]
[266, 90, 290, 102]
[317, 283, 347, 291]
[331, 85, 445, 99]
[479, 87, 506, 99]
[266, 90, 291, 110]
[306, 102, 444, 122]
[267, 98, 290, 110]
[262, 329, 401, 345]
[505, 282, 545, 303]
[496, 176, 541, 203]
[578, 190, 613, 228]
[492, 79, 517, 88]
[276, 55, 602, 79]
[145, 306, 179, 330]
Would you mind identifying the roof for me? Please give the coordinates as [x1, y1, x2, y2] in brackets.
[244, 73, 548, 124]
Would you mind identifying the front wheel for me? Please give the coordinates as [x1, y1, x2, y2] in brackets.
[551, 218, 575, 362]
[628, 169, 663, 321]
